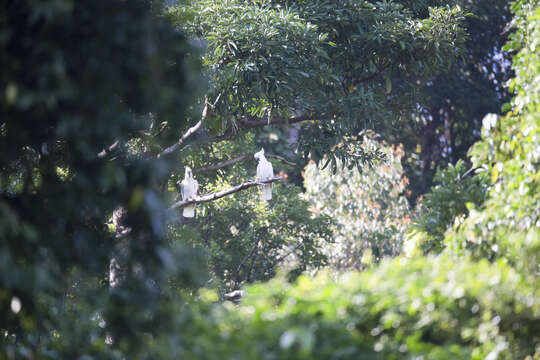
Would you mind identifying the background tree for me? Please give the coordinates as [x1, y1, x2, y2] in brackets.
[304, 134, 410, 271]
[1, 1, 206, 358]
[165, 132, 334, 292]
[393, 0, 512, 201]
[410, 159, 488, 254]
[443, 0, 540, 274]
[168, 0, 468, 161]
[169, 160, 333, 291]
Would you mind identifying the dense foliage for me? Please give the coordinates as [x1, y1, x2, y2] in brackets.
[170, 176, 332, 291]
[181, 257, 538, 359]
[304, 135, 410, 270]
[165, 131, 334, 291]
[1, 1, 205, 358]
[163, 0, 471, 290]
[443, 0, 540, 274]
[175, 1, 540, 358]
[396, 0, 511, 200]
[2, 0, 538, 358]
[412, 160, 488, 254]
[168, 0, 469, 165]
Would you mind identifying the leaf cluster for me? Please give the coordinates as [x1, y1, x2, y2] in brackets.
[0, 1, 206, 358]
[442, 0, 540, 274]
[177, 256, 539, 359]
[304, 135, 410, 270]
[412, 160, 488, 254]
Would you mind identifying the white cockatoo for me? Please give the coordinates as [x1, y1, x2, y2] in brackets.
[180, 166, 199, 217]
[254, 148, 274, 201]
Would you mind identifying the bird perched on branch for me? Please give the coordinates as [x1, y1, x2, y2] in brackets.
[254, 148, 274, 201]
[179, 166, 199, 217]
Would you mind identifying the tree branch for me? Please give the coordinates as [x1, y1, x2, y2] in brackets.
[160, 112, 333, 154]
[234, 241, 260, 286]
[169, 176, 283, 209]
[267, 154, 296, 166]
[194, 154, 295, 173]
[157, 120, 203, 158]
[459, 166, 482, 182]
[352, 63, 391, 87]
[157, 108, 334, 159]
[98, 140, 120, 159]
[269, 242, 304, 269]
[238, 113, 330, 129]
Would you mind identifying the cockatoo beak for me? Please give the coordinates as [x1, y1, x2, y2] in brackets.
[254, 148, 265, 160]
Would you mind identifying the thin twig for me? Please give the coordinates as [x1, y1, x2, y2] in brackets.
[157, 120, 203, 158]
[194, 154, 295, 173]
[459, 166, 481, 182]
[203, 132, 234, 144]
[98, 140, 120, 159]
[269, 242, 304, 269]
[169, 176, 283, 209]
[234, 241, 260, 285]
[238, 113, 330, 128]
[267, 154, 296, 166]
[195, 155, 252, 173]
[352, 63, 391, 87]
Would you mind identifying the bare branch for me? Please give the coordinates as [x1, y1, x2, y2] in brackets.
[98, 140, 120, 159]
[202, 132, 233, 144]
[267, 154, 296, 166]
[157, 120, 203, 158]
[269, 242, 304, 269]
[238, 113, 327, 129]
[195, 114, 329, 148]
[223, 290, 244, 302]
[161, 111, 333, 154]
[194, 154, 252, 173]
[169, 176, 283, 209]
[157, 109, 333, 158]
[459, 166, 482, 182]
[234, 241, 260, 284]
[194, 154, 295, 173]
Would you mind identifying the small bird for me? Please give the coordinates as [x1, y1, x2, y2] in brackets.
[254, 148, 274, 201]
[180, 166, 199, 217]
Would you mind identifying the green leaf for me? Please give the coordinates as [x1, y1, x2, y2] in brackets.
[385, 75, 392, 94]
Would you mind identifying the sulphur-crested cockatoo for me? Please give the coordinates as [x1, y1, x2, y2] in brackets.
[180, 166, 199, 217]
[254, 148, 274, 201]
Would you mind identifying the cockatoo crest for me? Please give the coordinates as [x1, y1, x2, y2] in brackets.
[254, 148, 265, 160]
[185, 166, 193, 178]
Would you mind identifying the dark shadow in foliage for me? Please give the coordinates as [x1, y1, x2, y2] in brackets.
[1, 0, 206, 358]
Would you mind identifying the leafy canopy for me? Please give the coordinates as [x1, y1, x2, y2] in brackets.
[169, 0, 469, 165]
